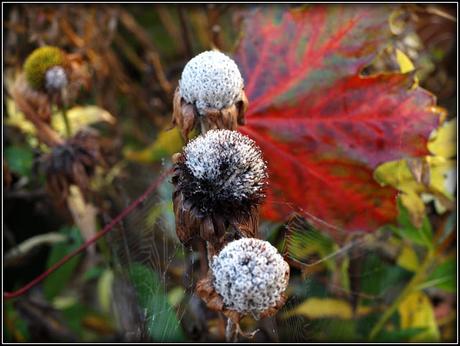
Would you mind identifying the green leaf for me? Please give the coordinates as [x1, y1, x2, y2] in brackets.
[5, 146, 34, 177]
[4, 301, 30, 342]
[388, 199, 433, 249]
[128, 263, 185, 342]
[360, 252, 412, 297]
[43, 226, 84, 300]
[61, 302, 90, 338]
[375, 327, 427, 342]
[420, 257, 456, 293]
[317, 319, 358, 341]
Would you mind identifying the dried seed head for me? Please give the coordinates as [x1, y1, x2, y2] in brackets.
[179, 50, 244, 115]
[179, 129, 267, 216]
[45, 66, 68, 91]
[43, 129, 105, 202]
[24, 46, 68, 91]
[172, 129, 266, 247]
[210, 238, 290, 318]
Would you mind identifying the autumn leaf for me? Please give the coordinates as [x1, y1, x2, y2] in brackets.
[124, 127, 184, 164]
[282, 297, 372, 320]
[374, 117, 456, 225]
[398, 291, 440, 342]
[235, 5, 442, 234]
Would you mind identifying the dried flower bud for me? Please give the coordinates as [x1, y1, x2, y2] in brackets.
[23, 46, 68, 91]
[172, 51, 248, 140]
[43, 128, 105, 202]
[210, 238, 290, 319]
[172, 129, 267, 248]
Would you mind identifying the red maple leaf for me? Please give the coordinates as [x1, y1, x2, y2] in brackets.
[235, 5, 441, 234]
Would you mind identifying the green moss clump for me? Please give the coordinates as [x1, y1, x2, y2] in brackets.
[23, 46, 66, 90]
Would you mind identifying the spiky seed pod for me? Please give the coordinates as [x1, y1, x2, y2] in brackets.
[23, 46, 68, 91]
[172, 129, 267, 250]
[172, 50, 248, 141]
[196, 238, 290, 326]
[43, 128, 105, 202]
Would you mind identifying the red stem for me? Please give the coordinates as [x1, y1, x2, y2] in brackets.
[4, 168, 172, 300]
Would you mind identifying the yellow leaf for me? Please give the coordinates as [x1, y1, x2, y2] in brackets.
[428, 117, 456, 158]
[52, 105, 116, 136]
[167, 286, 185, 307]
[397, 244, 419, 272]
[282, 298, 372, 320]
[426, 156, 456, 199]
[98, 269, 114, 314]
[400, 191, 426, 228]
[374, 154, 455, 220]
[396, 49, 415, 73]
[398, 291, 440, 342]
[124, 127, 183, 164]
[374, 159, 424, 195]
[5, 98, 37, 137]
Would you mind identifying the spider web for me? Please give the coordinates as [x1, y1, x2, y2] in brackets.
[104, 162, 197, 342]
[101, 157, 412, 342]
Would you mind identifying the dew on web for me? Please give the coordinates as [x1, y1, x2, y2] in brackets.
[103, 163, 198, 342]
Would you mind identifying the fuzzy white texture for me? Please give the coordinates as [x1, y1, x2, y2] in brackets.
[179, 50, 244, 115]
[45, 66, 68, 91]
[211, 238, 289, 317]
[183, 129, 267, 201]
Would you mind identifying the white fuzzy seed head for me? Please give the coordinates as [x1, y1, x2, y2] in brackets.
[179, 50, 244, 115]
[45, 66, 68, 92]
[211, 238, 290, 318]
[180, 129, 267, 215]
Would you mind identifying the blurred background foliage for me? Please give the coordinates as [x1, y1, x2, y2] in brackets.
[3, 3, 457, 342]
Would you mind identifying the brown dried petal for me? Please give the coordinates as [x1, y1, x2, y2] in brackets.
[172, 87, 197, 141]
[173, 190, 194, 244]
[196, 273, 242, 324]
[237, 90, 249, 126]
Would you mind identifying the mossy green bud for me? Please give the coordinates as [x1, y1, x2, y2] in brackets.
[23, 46, 67, 91]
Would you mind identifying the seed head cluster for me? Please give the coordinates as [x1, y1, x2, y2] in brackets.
[178, 129, 267, 217]
[179, 51, 244, 115]
[211, 238, 289, 318]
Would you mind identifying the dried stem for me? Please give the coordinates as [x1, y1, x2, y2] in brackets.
[225, 318, 237, 342]
[178, 7, 193, 58]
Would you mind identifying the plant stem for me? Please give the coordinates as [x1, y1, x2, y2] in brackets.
[225, 318, 237, 342]
[368, 249, 435, 340]
[61, 105, 72, 137]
